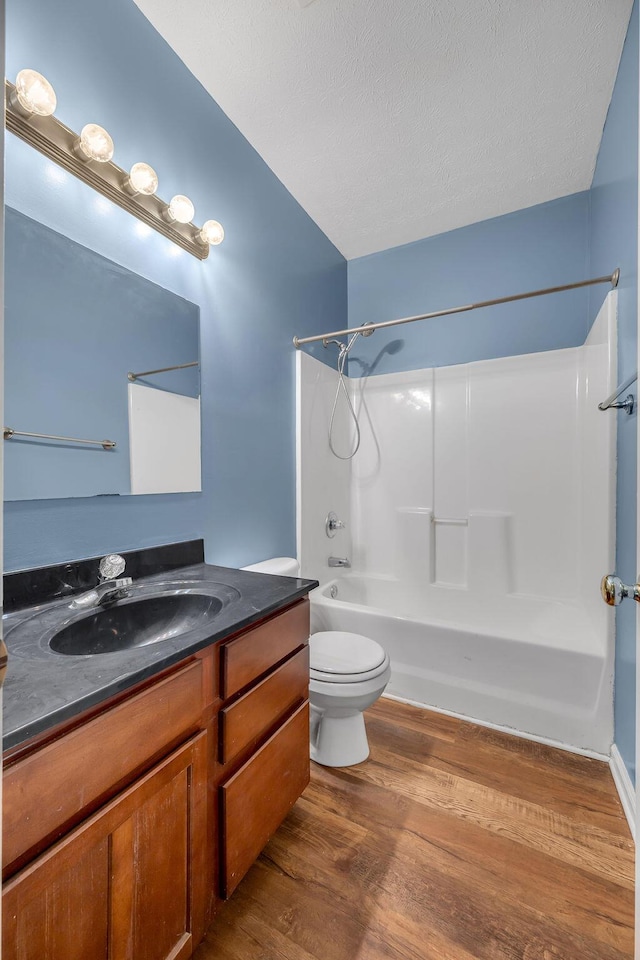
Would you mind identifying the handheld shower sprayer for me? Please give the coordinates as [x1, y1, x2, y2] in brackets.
[325, 323, 374, 459]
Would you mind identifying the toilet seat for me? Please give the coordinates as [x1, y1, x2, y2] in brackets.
[310, 631, 389, 683]
[310, 656, 390, 684]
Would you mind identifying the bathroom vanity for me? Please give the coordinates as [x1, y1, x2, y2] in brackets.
[1, 542, 315, 960]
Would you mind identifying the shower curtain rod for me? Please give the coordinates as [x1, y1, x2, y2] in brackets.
[128, 361, 199, 382]
[292, 268, 620, 348]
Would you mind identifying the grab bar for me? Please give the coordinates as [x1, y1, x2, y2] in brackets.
[598, 372, 637, 415]
[3, 427, 116, 450]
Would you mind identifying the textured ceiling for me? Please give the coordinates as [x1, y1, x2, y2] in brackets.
[133, 0, 633, 259]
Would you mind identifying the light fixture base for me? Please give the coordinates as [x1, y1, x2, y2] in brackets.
[7, 88, 33, 119]
[122, 176, 138, 197]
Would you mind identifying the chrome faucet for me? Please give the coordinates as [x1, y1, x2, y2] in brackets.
[69, 554, 133, 609]
[328, 556, 351, 568]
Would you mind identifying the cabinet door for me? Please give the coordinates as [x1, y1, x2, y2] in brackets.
[221, 702, 310, 898]
[3, 732, 207, 960]
[3, 836, 110, 960]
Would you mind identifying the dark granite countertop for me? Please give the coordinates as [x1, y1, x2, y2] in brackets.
[3, 559, 317, 752]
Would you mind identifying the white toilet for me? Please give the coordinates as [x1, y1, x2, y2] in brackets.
[241, 557, 391, 767]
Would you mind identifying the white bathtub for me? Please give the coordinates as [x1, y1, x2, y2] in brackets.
[309, 575, 613, 755]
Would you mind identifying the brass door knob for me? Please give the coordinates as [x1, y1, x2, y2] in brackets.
[601, 574, 640, 606]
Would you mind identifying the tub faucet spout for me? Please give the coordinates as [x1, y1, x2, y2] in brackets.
[328, 556, 351, 568]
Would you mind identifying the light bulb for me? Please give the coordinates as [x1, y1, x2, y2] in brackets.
[13, 69, 57, 117]
[125, 162, 158, 196]
[199, 219, 224, 246]
[77, 123, 114, 163]
[166, 195, 195, 224]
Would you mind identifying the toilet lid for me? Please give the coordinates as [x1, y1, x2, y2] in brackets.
[310, 631, 386, 675]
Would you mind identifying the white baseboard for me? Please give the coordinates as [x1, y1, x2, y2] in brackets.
[609, 744, 635, 841]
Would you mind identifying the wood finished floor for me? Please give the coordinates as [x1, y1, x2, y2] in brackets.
[195, 698, 634, 960]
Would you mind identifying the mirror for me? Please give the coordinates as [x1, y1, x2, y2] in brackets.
[4, 207, 202, 501]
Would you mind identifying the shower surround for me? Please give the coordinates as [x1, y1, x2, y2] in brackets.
[297, 293, 617, 754]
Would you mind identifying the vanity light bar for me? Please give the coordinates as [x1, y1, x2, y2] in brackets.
[5, 79, 221, 261]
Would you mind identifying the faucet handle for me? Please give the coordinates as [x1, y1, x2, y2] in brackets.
[326, 512, 346, 539]
[99, 554, 126, 581]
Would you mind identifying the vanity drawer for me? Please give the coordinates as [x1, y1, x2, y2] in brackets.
[220, 645, 309, 765]
[220, 701, 310, 898]
[3, 659, 204, 877]
[220, 600, 309, 699]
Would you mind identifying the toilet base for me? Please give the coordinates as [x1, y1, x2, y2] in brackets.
[309, 705, 370, 767]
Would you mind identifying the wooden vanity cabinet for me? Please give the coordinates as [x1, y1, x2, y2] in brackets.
[217, 600, 311, 898]
[3, 659, 207, 879]
[3, 733, 207, 960]
[2, 595, 311, 959]
[2, 657, 211, 960]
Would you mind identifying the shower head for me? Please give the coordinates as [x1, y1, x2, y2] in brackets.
[343, 322, 376, 356]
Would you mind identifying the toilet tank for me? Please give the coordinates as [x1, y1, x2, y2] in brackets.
[241, 557, 300, 577]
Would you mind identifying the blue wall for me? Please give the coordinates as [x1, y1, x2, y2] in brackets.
[589, 0, 638, 783]
[5, 0, 346, 570]
[347, 193, 592, 375]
